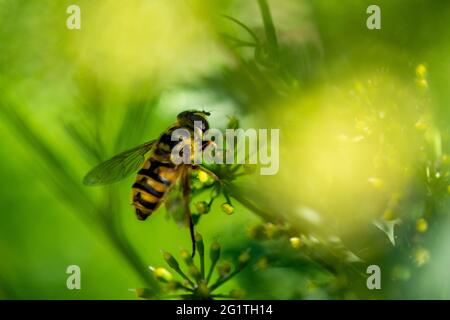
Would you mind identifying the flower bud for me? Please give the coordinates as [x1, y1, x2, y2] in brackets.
[221, 203, 234, 215]
[254, 257, 268, 270]
[163, 251, 179, 270]
[414, 247, 430, 267]
[135, 288, 156, 299]
[415, 119, 428, 130]
[416, 64, 427, 78]
[195, 233, 205, 257]
[180, 249, 193, 266]
[210, 241, 221, 265]
[247, 225, 265, 240]
[383, 209, 394, 221]
[198, 171, 209, 183]
[238, 250, 251, 269]
[217, 261, 232, 277]
[264, 223, 278, 239]
[229, 288, 245, 299]
[195, 201, 210, 214]
[416, 218, 428, 233]
[289, 237, 302, 249]
[153, 267, 173, 282]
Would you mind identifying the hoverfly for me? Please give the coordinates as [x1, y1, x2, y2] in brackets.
[83, 110, 217, 256]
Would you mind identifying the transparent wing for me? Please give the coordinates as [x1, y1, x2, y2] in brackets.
[83, 140, 156, 186]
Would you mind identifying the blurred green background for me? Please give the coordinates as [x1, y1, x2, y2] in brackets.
[1, 0, 450, 299]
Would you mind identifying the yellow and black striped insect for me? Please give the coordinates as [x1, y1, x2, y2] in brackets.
[83, 110, 216, 256]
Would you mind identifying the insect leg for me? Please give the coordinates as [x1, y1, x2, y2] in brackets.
[182, 166, 196, 257]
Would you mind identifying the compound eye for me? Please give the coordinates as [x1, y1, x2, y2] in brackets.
[190, 115, 209, 131]
[177, 111, 189, 120]
[201, 119, 209, 131]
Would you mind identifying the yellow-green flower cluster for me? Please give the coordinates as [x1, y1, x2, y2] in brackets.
[136, 234, 251, 300]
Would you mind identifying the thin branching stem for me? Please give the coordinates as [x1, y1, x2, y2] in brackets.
[220, 34, 258, 48]
[173, 268, 196, 288]
[221, 14, 260, 45]
[199, 254, 205, 280]
[257, 0, 279, 56]
[209, 268, 241, 291]
[206, 260, 218, 284]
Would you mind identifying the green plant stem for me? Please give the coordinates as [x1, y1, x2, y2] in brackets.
[221, 14, 260, 44]
[206, 260, 218, 284]
[257, 0, 279, 57]
[172, 267, 195, 288]
[220, 34, 258, 48]
[226, 185, 275, 222]
[209, 268, 241, 291]
[200, 253, 205, 280]
[181, 285, 195, 292]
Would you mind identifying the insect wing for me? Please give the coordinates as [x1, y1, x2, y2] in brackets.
[83, 141, 155, 186]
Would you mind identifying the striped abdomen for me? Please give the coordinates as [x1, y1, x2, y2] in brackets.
[132, 158, 179, 220]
